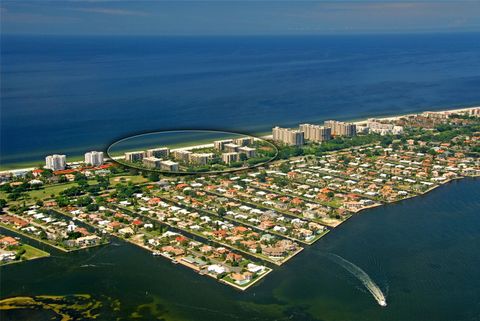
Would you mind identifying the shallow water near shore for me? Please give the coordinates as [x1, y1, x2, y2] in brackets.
[2, 177, 479, 320]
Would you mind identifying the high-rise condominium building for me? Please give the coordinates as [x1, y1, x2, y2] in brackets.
[224, 143, 240, 153]
[238, 146, 257, 158]
[299, 124, 332, 142]
[214, 139, 233, 151]
[125, 151, 145, 162]
[324, 120, 357, 137]
[233, 137, 254, 146]
[146, 147, 170, 158]
[85, 151, 104, 166]
[160, 160, 179, 172]
[189, 153, 214, 166]
[142, 157, 163, 169]
[222, 152, 239, 164]
[45, 154, 67, 171]
[272, 127, 304, 146]
[173, 150, 192, 162]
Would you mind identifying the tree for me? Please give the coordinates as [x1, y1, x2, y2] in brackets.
[279, 162, 290, 173]
[0, 184, 12, 193]
[217, 207, 227, 217]
[76, 196, 92, 207]
[86, 203, 99, 212]
[74, 172, 88, 182]
[41, 169, 53, 178]
[0, 199, 7, 213]
[55, 196, 70, 207]
[257, 171, 267, 183]
[148, 172, 160, 182]
[39, 230, 48, 240]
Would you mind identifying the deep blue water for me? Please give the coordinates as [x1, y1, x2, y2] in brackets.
[1, 33, 480, 165]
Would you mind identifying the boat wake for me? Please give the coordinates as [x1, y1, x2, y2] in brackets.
[326, 253, 387, 307]
[80, 264, 97, 268]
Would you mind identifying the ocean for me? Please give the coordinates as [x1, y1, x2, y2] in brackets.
[2, 33, 480, 167]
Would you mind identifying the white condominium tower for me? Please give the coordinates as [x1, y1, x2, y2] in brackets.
[324, 120, 357, 137]
[85, 151, 104, 166]
[45, 154, 67, 171]
[272, 127, 304, 146]
[125, 151, 146, 162]
[146, 147, 170, 158]
[299, 124, 332, 142]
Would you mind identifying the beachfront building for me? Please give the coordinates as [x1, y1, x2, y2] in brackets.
[238, 146, 257, 158]
[366, 119, 404, 136]
[125, 151, 145, 162]
[190, 153, 214, 166]
[233, 137, 254, 146]
[324, 120, 357, 137]
[272, 127, 304, 146]
[45, 154, 67, 171]
[224, 143, 240, 153]
[146, 147, 170, 158]
[160, 160, 179, 172]
[222, 152, 239, 164]
[143, 157, 162, 169]
[214, 139, 233, 151]
[467, 107, 480, 117]
[84, 151, 104, 166]
[299, 124, 332, 142]
[173, 150, 192, 162]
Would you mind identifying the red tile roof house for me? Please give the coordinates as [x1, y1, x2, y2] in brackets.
[262, 246, 285, 257]
[0, 236, 19, 247]
[212, 230, 228, 239]
[74, 227, 90, 236]
[175, 235, 188, 244]
[291, 198, 303, 206]
[1, 215, 29, 228]
[232, 226, 248, 235]
[148, 198, 161, 205]
[43, 201, 58, 207]
[230, 272, 253, 285]
[226, 252, 243, 262]
[32, 169, 44, 177]
[108, 221, 122, 231]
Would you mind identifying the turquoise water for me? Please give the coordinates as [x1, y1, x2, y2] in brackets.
[2, 33, 480, 165]
[2, 178, 479, 320]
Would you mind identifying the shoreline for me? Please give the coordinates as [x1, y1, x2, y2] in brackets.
[1, 105, 478, 173]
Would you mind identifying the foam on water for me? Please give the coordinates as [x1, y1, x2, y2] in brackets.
[327, 253, 387, 307]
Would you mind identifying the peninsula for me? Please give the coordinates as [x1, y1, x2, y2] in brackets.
[1, 106, 479, 295]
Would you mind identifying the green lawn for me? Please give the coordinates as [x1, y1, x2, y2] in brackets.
[26, 182, 78, 200]
[110, 175, 148, 186]
[0, 180, 100, 204]
[21, 243, 50, 260]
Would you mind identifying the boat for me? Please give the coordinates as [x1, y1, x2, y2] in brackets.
[152, 251, 161, 256]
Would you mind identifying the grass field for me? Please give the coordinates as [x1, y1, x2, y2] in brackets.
[22, 243, 50, 260]
[110, 175, 148, 186]
[0, 180, 99, 204]
[0, 175, 149, 205]
[26, 182, 79, 200]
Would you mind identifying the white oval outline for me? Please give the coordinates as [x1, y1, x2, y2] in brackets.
[106, 129, 278, 175]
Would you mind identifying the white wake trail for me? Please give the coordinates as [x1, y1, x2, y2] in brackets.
[327, 253, 387, 307]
